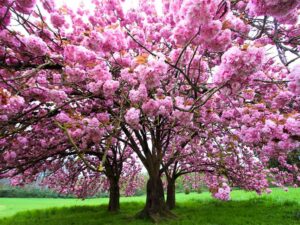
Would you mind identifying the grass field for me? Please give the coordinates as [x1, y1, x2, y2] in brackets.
[0, 188, 300, 225]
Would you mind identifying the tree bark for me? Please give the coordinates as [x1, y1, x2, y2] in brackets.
[108, 178, 120, 212]
[137, 175, 175, 222]
[166, 179, 176, 210]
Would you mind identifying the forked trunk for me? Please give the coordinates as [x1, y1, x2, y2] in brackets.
[137, 176, 175, 222]
[166, 179, 176, 210]
[108, 178, 120, 212]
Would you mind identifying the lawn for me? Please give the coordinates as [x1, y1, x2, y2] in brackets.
[0, 188, 300, 225]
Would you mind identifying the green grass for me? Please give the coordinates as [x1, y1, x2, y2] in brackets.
[0, 188, 300, 225]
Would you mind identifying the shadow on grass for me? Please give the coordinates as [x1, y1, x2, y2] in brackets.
[1, 198, 299, 225]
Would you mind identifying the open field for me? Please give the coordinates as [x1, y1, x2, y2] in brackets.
[0, 188, 300, 225]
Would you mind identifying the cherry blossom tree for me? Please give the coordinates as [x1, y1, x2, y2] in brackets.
[0, 0, 300, 222]
[0, 116, 142, 212]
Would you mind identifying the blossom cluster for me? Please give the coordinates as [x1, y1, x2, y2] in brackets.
[247, 0, 300, 24]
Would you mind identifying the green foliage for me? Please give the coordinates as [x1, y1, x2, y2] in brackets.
[0, 185, 145, 199]
[287, 149, 300, 168]
[0, 185, 73, 198]
[196, 188, 202, 194]
[184, 188, 190, 195]
[0, 188, 300, 225]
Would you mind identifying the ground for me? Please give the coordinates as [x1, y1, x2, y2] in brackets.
[0, 188, 300, 225]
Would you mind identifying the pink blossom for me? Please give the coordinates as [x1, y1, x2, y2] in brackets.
[64, 45, 97, 65]
[42, 0, 55, 13]
[24, 35, 48, 56]
[173, 110, 193, 125]
[3, 151, 17, 162]
[103, 80, 120, 97]
[87, 81, 103, 94]
[206, 29, 232, 52]
[0, 6, 11, 29]
[51, 12, 65, 27]
[120, 68, 138, 85]
[247, 0, 300, 24]
[142, 99, 159, 117]
[56, 112, 71, 124]
[214, 183, 231, 201]
[17, 137, 28, 145]
[201, 20, 222, 39]
[181, 0, 218, 27]
[273, 91, 293, 108]
[48, 89, 68, 103]
[125, 108, 140, 129]
[214, 46, 264, 85]
[15, 0, 36, 14]
[288, 64, 300, 95]
[285, 118, 300, 136]
[129, 84, 148, 103]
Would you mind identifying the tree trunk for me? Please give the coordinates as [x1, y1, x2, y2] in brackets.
[166, 179, 176, 210]
[137, 175, 175, 222]
[108, 178, 120, 212]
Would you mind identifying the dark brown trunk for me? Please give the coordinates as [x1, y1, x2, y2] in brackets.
[137, 175, 175, 222]
[166, 179, 176, 210]
[108, 178, 120, 212]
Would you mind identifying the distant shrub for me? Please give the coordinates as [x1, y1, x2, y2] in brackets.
[197, 188, 202, 194]
[0, 184, 146, 198]
[184, 188, 190, 195]
[0, 186, 74, 198]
